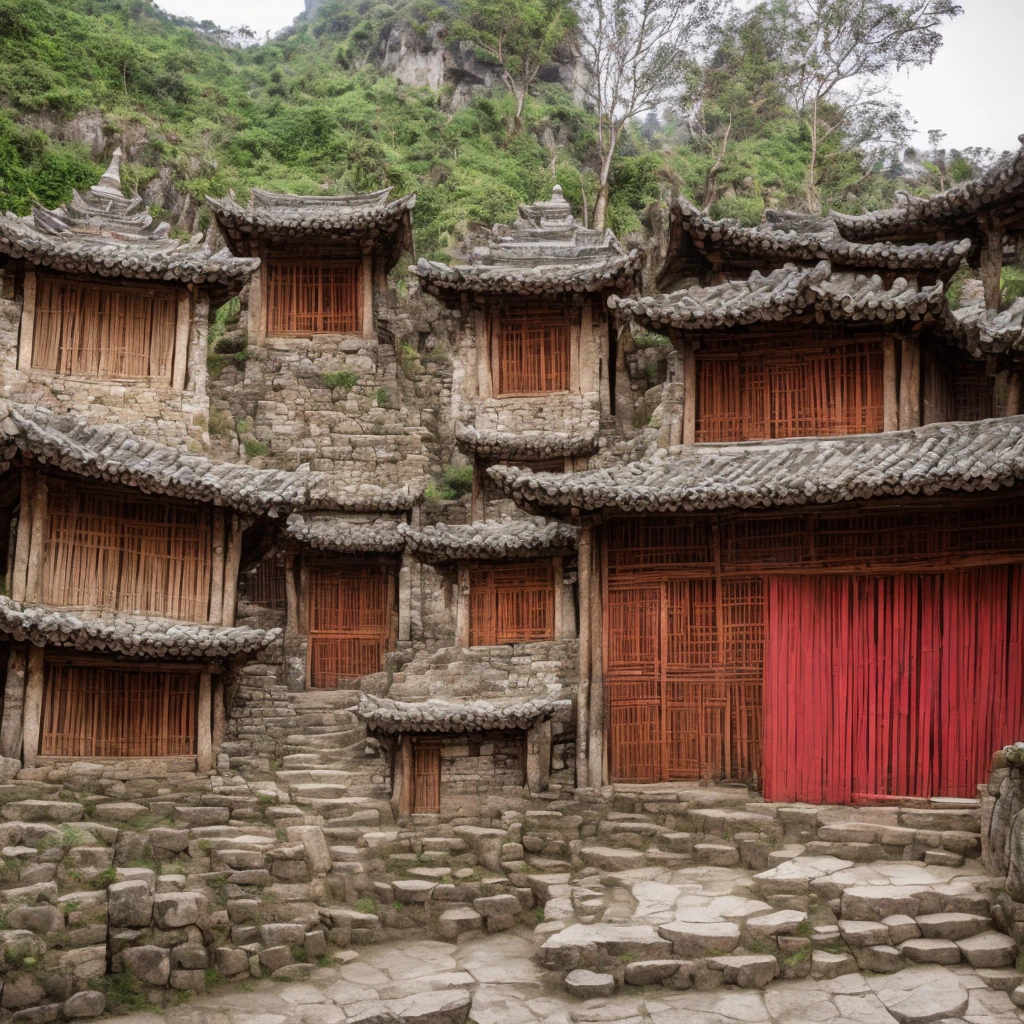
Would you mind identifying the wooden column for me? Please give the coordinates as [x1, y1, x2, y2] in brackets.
[575, 521, 591, 790]
[0, 648, 27, 761]
[197, 670, 213, 773]
[11, 468, 33, 603]
[899, 335, 921, 429]
[21, 646, 44, 768]
[221, 514, 243, 627]
[25, 474, 48, 603]
[979, 227, 1004, 312]
[525, 723, 542, 793]
[395, 735, 414, 817]
[248, 267, 265, 348]
[171, 291, 191, 391]
[536, 718, 552, 791]
[455, 563, 471, 647]
[284, 550, 299, 635]
[17, 271, 36, 372]
[361, 252, 375, 339]
[212, 674, 226, 763]
[680, 336, 696, 445]
[1007, 372, 1022, 417]
[398, 548, 413, 643]
[209, 507, 226, 624]
[298, 558, 309, 637]
[883, 335, 899, 431]
[587, 528, 604, 788]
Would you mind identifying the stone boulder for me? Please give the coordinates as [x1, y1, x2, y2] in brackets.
[657, 921, 740, 958]
[122, 944, 171, 986]
[564, 970, 615, 998]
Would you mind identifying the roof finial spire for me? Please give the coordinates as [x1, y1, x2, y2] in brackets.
[94, 147, 123, 196]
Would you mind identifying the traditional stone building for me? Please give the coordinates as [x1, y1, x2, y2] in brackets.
[493, 150, 1024, 801]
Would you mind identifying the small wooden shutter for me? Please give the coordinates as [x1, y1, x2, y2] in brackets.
[307, 562, 395, 687]
[411, 741, 441, 813]
[33, 275, 178, 381]
[469, 561, 555, 647]
[39, 661, 200, 758]
[238, 550, 287, 610]
[265, 248, 361, 335]
[496, 308, 571, 394]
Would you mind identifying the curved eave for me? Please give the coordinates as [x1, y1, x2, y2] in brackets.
[487, 417, 1024, 515]
[409, 250, 644, 306]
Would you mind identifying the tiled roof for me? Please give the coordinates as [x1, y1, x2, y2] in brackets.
[832, 136, 1024, 241]
[611, 261, 945, 332]
[0, 597, 278, 658]
[285, 513, 405, 553]
[208, 187, 415, 263]
[455, 423, 599, 460]
[411, 185, 642, 299]
[948, 297, 1024, 358]
[0, 150, 257, 292]
[399, 517, 578, 563]
[658, 197, 971, 287]
[488, 416, 1024, 513]
[355, 693, 569, 734]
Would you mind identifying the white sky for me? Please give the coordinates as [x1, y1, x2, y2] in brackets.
[156, 0, 1024, 154]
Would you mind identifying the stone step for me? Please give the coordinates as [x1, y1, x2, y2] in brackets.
[0, 800, 85, 823]
[274, 769, 354, 786]
[286, 783, 351, 801]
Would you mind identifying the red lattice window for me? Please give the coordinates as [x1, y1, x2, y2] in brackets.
[39, 661, 199, 759]
[469, 561, 555, 646]
[411, 741, 441, 813]
[33, 275, 178, 381]
[239, 550, 287, 610]
[496, 308, 571, 395]
[696, 332, 884, 441]
[265, 248, 361, 335]
[307, 562, 395, 687]
[43, 479, 213, 621]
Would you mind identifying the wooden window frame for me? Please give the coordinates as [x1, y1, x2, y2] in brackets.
[306, 558, 397, 688]
[31, 273, 179, 382]
[38, 657, 201, 760]
[468, 559, 556, 647]
[41, 478, 214, 622]
[264, 246, 362, 336]
[493, 306, 573, 396]
[695, 329, 885, 442]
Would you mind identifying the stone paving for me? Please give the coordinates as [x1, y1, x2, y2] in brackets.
[100, 932, 1024, 1024]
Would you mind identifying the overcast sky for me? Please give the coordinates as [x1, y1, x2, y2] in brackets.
[157, 0, 1023, 155]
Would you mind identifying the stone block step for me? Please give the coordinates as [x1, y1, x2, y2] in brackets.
[1, 800, 84, 823]
[283, 730, 363, 749]
[286, 783, 351, 801]
[274, 770, 354, 786]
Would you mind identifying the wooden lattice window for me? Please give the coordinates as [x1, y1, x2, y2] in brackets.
[950, 361, 994, 421]
[307, 561, 395, 688]
[39, 661, 199, 758]
[265, 247, 361, 335]
[239, 550, 287, 610]
[411, 740, 441, 813]
[32, 275, 178, 380]
[469, 560, 555, 646]
[696, 332, 884, 441]
[42, 479, 213, 621]
[495, 307, 572, 395]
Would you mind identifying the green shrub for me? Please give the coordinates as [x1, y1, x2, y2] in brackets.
[244, 439, 269, 457]
[323, 370, 358, 390]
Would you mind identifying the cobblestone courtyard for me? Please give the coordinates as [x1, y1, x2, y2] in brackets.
[103, 931, 1024, 1024]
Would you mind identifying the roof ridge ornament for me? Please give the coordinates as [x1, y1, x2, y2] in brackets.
[93, 147, 124, 198]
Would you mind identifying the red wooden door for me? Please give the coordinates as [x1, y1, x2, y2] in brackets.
[763, 567, 1024, 802]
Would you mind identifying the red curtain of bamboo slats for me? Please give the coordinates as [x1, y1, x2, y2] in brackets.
[307, 563, 394, 688]
[469, 561, 556, 647]
[412, 741, 441, 813]
[43, 479, 214, 621]
[496, 309, 571, 395]
[696, 334, 884, 441]
[33, 275, 178, 380]
[39, 662, 199, 758]
[265, 252, 360, 335]
[762, 567, 1024, 802]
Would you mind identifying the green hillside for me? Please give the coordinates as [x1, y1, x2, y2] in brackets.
[0, 0, 996, 261]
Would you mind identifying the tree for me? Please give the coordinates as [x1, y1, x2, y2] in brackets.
[451, 0, 577, 122]
[763, 0, 962, 213]
[575, 0, 715, 230]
